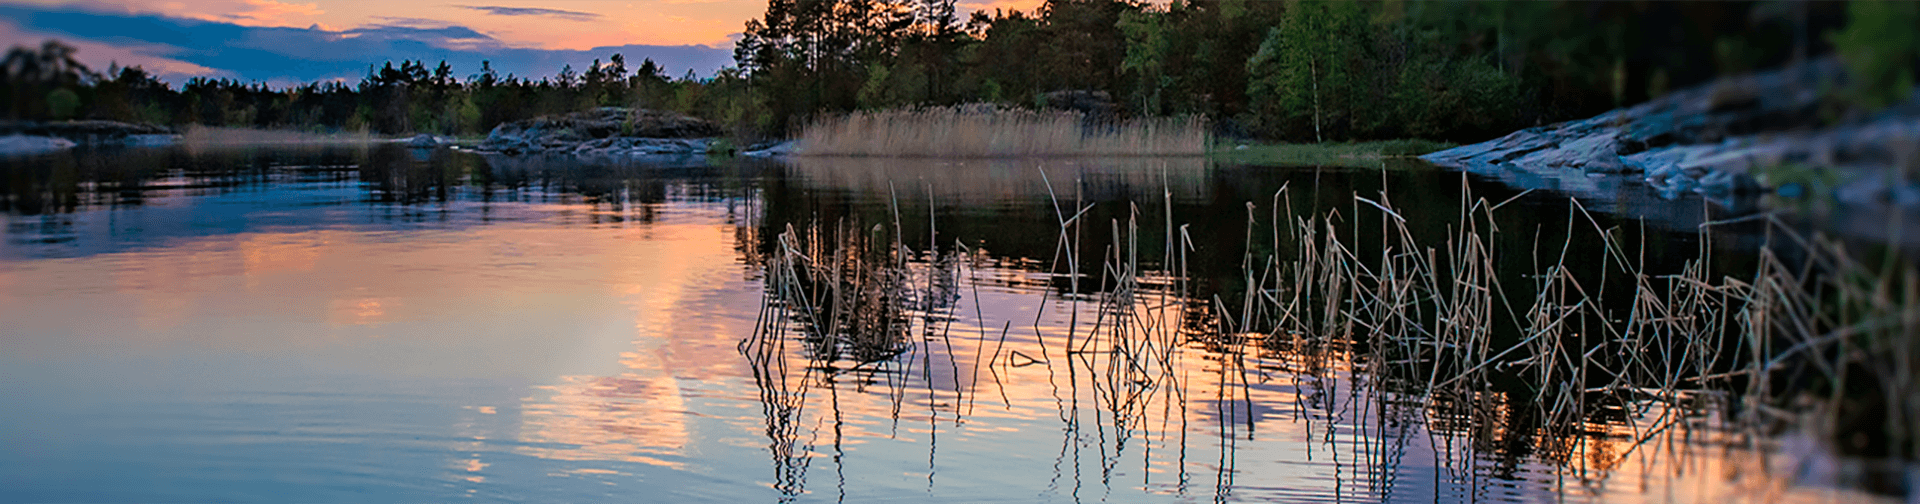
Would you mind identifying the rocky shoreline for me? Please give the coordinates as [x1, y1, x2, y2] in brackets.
[0, 120, 175, 154]
[476, 107, 727, 156]
[1422, 58, 1920, 213]
[0, 110, 793, 158]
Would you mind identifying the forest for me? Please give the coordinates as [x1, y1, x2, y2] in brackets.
[1, 0, 1910, 143]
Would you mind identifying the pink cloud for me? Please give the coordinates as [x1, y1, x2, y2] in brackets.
[169, 0, 328, 29]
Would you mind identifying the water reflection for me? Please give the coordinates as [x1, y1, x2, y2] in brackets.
[0, 146, 1900, 503]
[512, 211, 757, 473]
[741, 158, 1898, 502]
[738, 255, 1880, 502]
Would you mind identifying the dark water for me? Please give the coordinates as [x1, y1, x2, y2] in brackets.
[0, 145, 1893, 503]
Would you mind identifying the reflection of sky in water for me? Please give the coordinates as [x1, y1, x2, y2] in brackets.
[0, 152, 1891, 503]
[0, 177, 592, 260]
[0, 169, 770, 501]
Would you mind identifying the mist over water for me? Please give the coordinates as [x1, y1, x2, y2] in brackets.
[0, 145, 1893, 503]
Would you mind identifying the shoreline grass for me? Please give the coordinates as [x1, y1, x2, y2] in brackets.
[798, 106, 1209, 158]
[180, 125, 380, 149]
[1208, 139, 1457, 166]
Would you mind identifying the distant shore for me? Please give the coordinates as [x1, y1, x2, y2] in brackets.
[0, 120, 174, 153]
[0, 121, 474, 156]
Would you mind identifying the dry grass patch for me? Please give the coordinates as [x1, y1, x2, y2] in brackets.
[799, 106, 1208, 157]
[180, 126, 376, 149]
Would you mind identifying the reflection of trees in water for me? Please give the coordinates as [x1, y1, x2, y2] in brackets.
[362, 145, 471, 204]
[732, 178, 1864, 501]
[2, 145, 771, 221]
[1, 145, 365, 214]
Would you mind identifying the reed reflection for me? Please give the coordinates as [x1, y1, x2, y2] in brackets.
[737, 164, 1885, 503]
[2, 142, 1903, 502]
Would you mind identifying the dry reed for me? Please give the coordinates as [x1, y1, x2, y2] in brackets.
[180, 125, 377, 149]
[1029, 170, 1920, 470]
[797, 106, 1208, 158]
[742, 171, 1920, 496]
[1242, 179, 1920, 466]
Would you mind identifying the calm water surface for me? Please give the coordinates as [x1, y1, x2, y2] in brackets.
[0, 145, 1893, 502]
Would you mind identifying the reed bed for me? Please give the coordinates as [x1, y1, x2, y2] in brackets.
[797, 106, 1208, 157]
[180, 125, 377, 149]
[746, 221, 915, 368]
[1237, 178, 1920, 466]
[741, 172, 1920, 499]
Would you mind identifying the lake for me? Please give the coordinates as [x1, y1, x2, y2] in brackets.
[0, 144, 1899, 503]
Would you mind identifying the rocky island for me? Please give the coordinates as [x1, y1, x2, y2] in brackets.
[476, 107, 726, 157]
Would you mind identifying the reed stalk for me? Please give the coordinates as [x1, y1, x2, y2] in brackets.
[743, 173, 1920, 494]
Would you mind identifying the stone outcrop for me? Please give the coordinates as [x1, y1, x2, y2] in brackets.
[0, 134, 77, 155]
[1038, 90, 1118, 124]
[404, 134, 454, 148]
[741, 140, 800, 157]
[477, 107, 724, 156]
[1422, 58, 1920, 210]
[0, 120, 175, 147]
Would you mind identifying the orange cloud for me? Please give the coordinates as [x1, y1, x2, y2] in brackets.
[172, 0, 328, 28]
[469, 1, 750, 49]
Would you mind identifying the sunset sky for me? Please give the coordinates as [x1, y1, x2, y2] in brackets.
[0, 0, 1043, 84]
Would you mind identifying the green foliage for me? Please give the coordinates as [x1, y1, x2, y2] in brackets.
[0, 39, 783, 138]
[45, 88, 78, 119]
[1392, 53, 1519, 140]
[1831, 1, 1920, 109]
[449, 93, 481, 135]
[1118, 8, 1173, 114]
[0, 1, 1868, 143]
[707, 137, 737, 157]
[858, 63, 923, 110]
[1247, 0, 1368, 141]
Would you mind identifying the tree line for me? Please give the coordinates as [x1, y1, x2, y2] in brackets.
[1, 43, 756, 138]
[741, 0, 1867, 141]
[3, 1, 1914, 143]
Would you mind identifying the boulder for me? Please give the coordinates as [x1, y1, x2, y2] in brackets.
[1038, 90, 1118, 124]
[405, 134, 450, 148]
